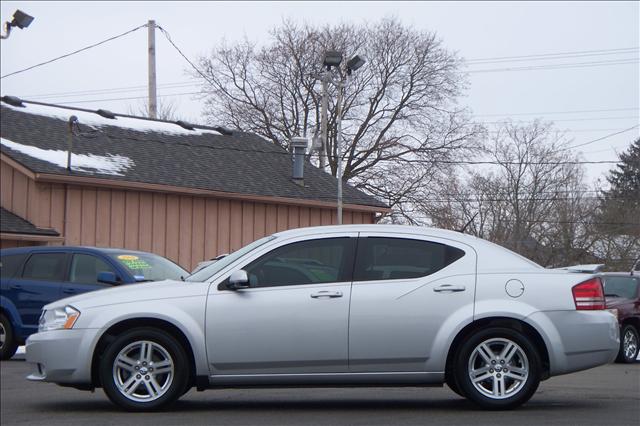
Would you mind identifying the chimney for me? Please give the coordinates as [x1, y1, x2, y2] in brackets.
[290, 137, 308, 186]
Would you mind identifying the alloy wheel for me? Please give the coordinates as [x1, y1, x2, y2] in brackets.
[468, 337, 530, 400]
[112, 340, 174, 403]
[623, 329, 638, 360]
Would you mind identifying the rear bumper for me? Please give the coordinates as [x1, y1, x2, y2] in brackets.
[527, 310, 619, 376]
[25, 328, 100, 385]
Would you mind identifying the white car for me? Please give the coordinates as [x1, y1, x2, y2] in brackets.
[25, 225, 619, 411]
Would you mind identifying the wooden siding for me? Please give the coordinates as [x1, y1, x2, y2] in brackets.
[0, 161, 376, 270]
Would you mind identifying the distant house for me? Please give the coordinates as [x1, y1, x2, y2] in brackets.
[0, 98, 388, 269]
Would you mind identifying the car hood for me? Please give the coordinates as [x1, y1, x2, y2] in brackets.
[605, 296, 634, 308]
[44, 279, 208, 310]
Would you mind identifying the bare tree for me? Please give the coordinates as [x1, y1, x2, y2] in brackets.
[425, 121, 600, 266]
[195, 18, 481, 219]
[128, 98, 180, 121]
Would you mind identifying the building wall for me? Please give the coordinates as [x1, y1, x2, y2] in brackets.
[1, 161, 376, 269]
[0, 239, 44, 249]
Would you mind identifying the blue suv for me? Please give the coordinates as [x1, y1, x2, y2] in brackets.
[0, 246, 188, 359]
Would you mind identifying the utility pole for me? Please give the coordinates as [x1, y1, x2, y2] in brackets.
[319, 69, 329, 170]
[336, 79, 344, 225]
[148, 20, 158, 119]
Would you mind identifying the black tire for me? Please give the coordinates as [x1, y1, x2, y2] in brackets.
[446, 377, 466, 398]
[0, 313, 19, 361]
[616, 325, 639, 364]
[99, 327, 190, 411]
[454, 327, 541, 410]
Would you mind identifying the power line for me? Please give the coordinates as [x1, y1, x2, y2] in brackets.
[479, 116, 638, 124]
[467, 58, 638, 74]
[156, 25, 215, 87]
[474, 107, 639, 117]
[560, 126, 640, 151]
[0, 24, 149, 80]
[465, 47, 638, 63]
[466, 49, 638, 65]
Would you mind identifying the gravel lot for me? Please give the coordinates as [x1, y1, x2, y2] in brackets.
[1, 350, 638, 426]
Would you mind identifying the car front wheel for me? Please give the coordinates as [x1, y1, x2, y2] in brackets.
[454, 327, 541, 410]
[99, 327, 190, 411]
[616, 325, 639, 364]
[0, 313, 19, 360]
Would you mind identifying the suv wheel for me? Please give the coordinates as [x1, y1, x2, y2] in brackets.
[99, 327, 190, 411]
[616, 325, 639, 364]
[454, 327, 541, 409]
[0, 314, 19, 360]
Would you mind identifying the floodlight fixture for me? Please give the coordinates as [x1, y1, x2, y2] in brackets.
[346, 55, 366, 74]
[1, 9, 34, 39]
[323, 50, 343, 69]
[10, 10, 34, 29]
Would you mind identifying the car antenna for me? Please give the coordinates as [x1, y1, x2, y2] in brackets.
[457, 213, 478, 234]
[631, 257, 639, 276]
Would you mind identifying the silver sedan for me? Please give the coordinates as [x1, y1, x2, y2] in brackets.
[26, 225, 619, 411]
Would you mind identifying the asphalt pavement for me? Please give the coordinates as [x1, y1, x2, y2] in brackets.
[1, 352, 638, 426]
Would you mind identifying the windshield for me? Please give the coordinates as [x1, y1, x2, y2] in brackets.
[186, 235, 277, 282]
[603, 276, 639, 299]
[108, 253, 188, 282]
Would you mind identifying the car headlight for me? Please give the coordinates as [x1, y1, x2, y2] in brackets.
[38, 306, 81, 332]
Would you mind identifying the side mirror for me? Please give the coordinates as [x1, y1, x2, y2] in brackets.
[97, 271, 120, 285]
[227, 269, 250, 290]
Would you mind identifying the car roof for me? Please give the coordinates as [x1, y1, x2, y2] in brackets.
[0, 246, 153, 256]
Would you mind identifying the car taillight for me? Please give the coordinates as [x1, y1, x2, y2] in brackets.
[572, 277, 605, 310]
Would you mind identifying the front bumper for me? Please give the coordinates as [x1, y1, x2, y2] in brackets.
[25, 328, 100, 385]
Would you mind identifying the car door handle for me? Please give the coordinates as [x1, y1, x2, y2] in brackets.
[310, 291, 343, 299]
[433, 284, 466, 293]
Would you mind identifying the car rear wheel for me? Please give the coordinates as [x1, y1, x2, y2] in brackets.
[99, 327, 189, 411]
[616, 325, 639, 364]
[454, 327, 541, 410]
[0, 313, 19, 361]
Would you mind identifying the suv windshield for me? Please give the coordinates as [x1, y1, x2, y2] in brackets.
[186, 236, 276, 282]
[603, 276, 639, 299]
[108, 252, 187, 282]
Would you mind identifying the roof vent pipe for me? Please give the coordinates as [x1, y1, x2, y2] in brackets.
[291, 137, 308, 186]
[67, 116, 78, 172]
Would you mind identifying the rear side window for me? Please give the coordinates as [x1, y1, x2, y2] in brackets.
[21, 253, 67, 281]
[603, 276, 639, 299]
[69, 254, 117, 285]
[354, 237, 465, 281]
[0, 254, 27, 279]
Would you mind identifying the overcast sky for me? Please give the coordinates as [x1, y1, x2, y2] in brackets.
[1, 1, 638, 184]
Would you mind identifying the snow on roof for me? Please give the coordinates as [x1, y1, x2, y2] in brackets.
[3, 102, 222, 136]
[1, 137, 134, 176]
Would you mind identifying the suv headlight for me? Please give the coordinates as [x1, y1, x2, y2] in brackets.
[39, 306, 81, 332]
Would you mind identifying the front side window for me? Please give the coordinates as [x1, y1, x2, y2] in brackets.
[243, 237, 356, 288]
[354, 237, 465, 281]
[69, 254, 117, 285]
[21, 253, 67, 281]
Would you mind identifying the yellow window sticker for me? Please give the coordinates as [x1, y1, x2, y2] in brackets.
[117, 255, 139, 261]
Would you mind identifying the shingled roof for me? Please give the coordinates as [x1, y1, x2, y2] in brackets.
[0, 207, 60, 236]
[0, 99, 387, 209]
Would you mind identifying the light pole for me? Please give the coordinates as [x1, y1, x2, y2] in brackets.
[0, 10, 34, 40]
[320, 51, 365, 224]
